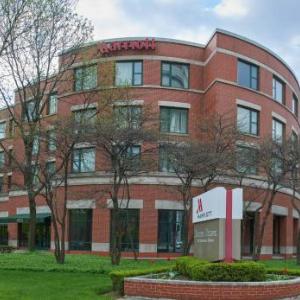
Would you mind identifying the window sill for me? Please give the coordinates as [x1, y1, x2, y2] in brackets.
[160, 132, 189, 136]
[240, 133, 260, 139]
[237, 83, 259, 92]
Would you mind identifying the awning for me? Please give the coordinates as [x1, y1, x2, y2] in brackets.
[0, 213, 51, 224]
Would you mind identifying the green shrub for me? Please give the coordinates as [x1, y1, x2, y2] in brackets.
[267, 268, 300, 277]
[175, 256, 207, 277]
[0, 245, 15, 254]
[109, 265, 174, 294]
[191, 261, 267, 282]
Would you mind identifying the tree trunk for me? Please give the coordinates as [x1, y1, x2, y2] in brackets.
[110, 208, 121, 265]
[28, 196, 36, 251]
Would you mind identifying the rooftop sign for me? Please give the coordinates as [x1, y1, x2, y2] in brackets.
[98, 38, 156, 55]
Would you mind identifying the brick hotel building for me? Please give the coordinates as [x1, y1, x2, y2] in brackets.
[0, 29, 299, 259]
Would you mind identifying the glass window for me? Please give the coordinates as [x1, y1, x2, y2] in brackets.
[272, 119, 284, 144]
[0, 225, 8, 245]
[237, 60, 259, 90]
[237, 106, 259, 136]
[69, 209, 92, 251]
[236, 146, 258, 175]
[74, 108, 97, 124]
[8, 119, 14, 138]
[293, 94, 298, 117]
[32, 136, 39, 155]
[114, 106, 142, 129]
[158, 210, 184, 253]
[24, 100, 38, 122]
[160, 107, 188, 134]
[272, 77, 285, 104]
[159, 145, 174, 172]
[46, 161, 56, 177]
[74, 65, 97, 91]
[110, 209, 139, 252]
[0, 122, 6, 139]
[115, 61, 142, 86]
[0, 152, 4, 169]
[72, 148, 95, 173]
[48, 93, 57, 115]
[47, 130, 56, 152]
[161, 62, 189, 89]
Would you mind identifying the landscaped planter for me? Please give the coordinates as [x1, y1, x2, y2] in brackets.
[124, 275, 300, 300]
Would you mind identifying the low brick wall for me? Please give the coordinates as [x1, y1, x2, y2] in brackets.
[124, 276, 300, 300]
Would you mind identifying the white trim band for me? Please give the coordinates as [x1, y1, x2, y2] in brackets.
[272, 112, 287, 124]
[106, 199, 143, 209]
[236, 99, 261, 111]
[155, 200, 184, 210]
[158, 101, 191, 109]
[67, 199, 96, 209]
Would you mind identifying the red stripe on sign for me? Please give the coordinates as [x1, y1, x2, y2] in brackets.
[225, 189, 233, 263]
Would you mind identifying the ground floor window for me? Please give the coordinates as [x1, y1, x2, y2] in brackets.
[110, 209, 139, 252]
[157, 210, 184, 253]
[293, 218, 298, 254]
[0, 224, 8, 245]
[273, 215, 283, 255]
[18, 218, 50, 249]
[69, 209, 92, 251]
[242, 212, 255, 256]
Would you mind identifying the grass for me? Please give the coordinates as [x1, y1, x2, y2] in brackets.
[0, 251, 172, 274]
[0, 270, 113, 300]
[0, 252, 173, 299]
[262, 259, 300, 270]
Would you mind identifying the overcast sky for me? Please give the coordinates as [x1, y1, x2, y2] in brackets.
[77, 0, 300, 80]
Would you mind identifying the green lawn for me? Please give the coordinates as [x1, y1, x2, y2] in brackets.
[262, 258, 300, 270]
[0, 270, 113, 300]
[0, 251, 171, 273]
[0, 252, 173, 299]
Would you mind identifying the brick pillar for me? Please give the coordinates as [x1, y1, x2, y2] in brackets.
[281, 212, 293, 258]
[8, 223, 18, 247]
[92, 207, 110, 254]
[259, 212, 273, 259]
[139, 202, 158, 256]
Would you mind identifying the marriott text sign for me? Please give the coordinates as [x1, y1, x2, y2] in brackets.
[192, 187, 243, 223]
[98, 38, 156, 55]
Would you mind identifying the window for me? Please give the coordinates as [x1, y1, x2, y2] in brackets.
[110, 209, 139, 251]
[74, 108, 97, 125]
[24, 100, 38, 121]
[272, 77, 285, 104]
[161, 62, 189, 89]
[158, 210, 184, 253]
[236, 146, 258, 175]
[160, 107, 188, 134]
[72, 148, 95, 173]
[32, 136, 39, 155]
[69, 209, 92, 250]
[32, 165, 40, 186]
[48, 93, 57, 115]
[159, 145, 174, 172]
[115, 61, 142, 86]
[0, 122, 6, 139]
[114, 106, 142, 129]
[237, 106, 259, 136]
[74, 65, 97, 91]
[0, 177, 3, 193]
[47, 130, 56, 152]
[237, 60, 259, 90]
[293, 94, 298, 117]
[0, 152, 4, 169]
[272, 119, 284, 144]
[0, 225, 8, 245]
[46, 161, 56, 177]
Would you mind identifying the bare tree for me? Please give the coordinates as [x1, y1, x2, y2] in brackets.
[90, 90, 157, 265]
[253, 137, 292, 259]
[162, 113, 238, 255]
[0, 0, 93, 250]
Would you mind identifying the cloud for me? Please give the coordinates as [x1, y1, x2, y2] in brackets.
[213, 0, 249, 18]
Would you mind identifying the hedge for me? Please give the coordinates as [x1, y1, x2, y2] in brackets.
[175, 257, 267, 282]
[267, 268, 300, 277]
[109, 265, 174, 294]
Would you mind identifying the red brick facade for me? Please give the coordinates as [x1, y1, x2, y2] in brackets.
[0, 29, 299, 258]
[124, 276, 300, 300]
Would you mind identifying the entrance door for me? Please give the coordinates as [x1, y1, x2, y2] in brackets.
[0, 225, 8, 245]
[273, 215, 281, 255]
[18, 218, 51, 249]
[242, 213, 255, 256]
